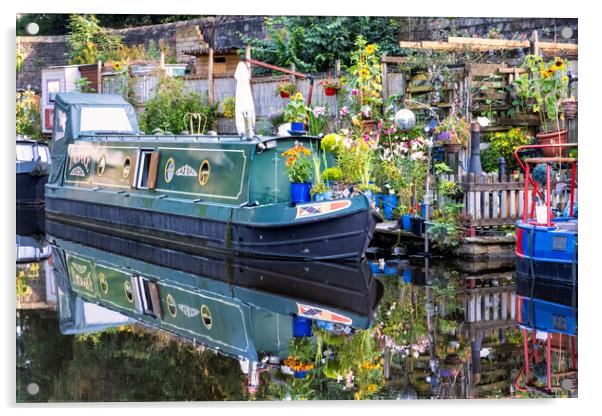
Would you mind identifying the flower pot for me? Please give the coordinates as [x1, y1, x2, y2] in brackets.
[324, 87, 337, 96]
[443, 143, 461, 154]
[294, 371, 308, 379]
[536, 129, 568, 157]
[313, 191, 333, 202]
[291, 182, 312, 204]
[410, 216, 425, 236]
[292, 316, 313, 337]
[361, 119, 376, 134]
[290, 121, 305, 133]
[280, 91, 291, 98]
[562, 99, 578, 120]
[402, 214, 413, 231]
[420, 202, 429, 219]
[382, 195, 399, 221]
[374, 193, 383, 209]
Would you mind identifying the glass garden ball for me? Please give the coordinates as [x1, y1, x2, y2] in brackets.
[394, 109, 416, 131]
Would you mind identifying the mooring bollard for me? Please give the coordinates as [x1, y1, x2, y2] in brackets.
[467, 122, 483, 175]
[497, 157, 506, 181]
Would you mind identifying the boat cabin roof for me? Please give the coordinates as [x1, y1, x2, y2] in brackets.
[55, 92, 131, 107]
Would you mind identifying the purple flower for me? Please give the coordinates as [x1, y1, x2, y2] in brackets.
[437, 131, 451, 143]
[351, 89, 359, 96]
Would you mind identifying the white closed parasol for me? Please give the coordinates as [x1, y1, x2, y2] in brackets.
[234, 61, 256, 136]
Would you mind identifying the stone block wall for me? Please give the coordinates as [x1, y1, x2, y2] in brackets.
[17, 36, 69, 91]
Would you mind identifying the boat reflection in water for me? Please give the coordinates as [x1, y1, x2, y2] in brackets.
[47, 220, 383, 392]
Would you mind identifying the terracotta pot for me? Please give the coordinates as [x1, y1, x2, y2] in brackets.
[536, 129, 568, 157]
[361, 119, 376, 133]
[279, 91, 291, 98]
[443, 143, 461, 154]
[324, 87, 337, 96]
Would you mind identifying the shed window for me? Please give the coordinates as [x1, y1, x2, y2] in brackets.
[80, 107, 134, 134]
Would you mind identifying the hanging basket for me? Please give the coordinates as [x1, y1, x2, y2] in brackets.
[561, 99, 578, 120]
[280, 91, 291, 99]
[324, 87, 337, 96]
[443, 143, 461, 154]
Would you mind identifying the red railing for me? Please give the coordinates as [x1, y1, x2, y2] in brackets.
[512, 143, 578, 225]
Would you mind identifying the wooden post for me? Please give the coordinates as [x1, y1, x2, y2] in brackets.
[381, 54, 389, 100]
[531, 30, 540, 57]
[160, 52, 165, 70]
[97, 60, 102, 93]
[208, 48, 214, 105]
[245, 45, 252, 73]
[290, 63, 296, 87]
[335, 59, 341, 77]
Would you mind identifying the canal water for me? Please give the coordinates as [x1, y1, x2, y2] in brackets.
[15, 207, 570, 402]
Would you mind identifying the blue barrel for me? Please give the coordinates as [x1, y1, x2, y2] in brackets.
[292, 316, 313, 337]
[383, 195, 399, 220]
[402, 214, 413, 231]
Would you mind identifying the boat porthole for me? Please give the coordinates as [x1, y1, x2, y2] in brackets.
[166, 294, 177, 317]
[98, 272, 108, 294]
[200, 304, 212, 329]
[198, 160, 210, 186]
[124, 280, 134, 303]
[97, 155, 106, 177]
[122, 157, 131, 179]
[164, 158, 175, 183]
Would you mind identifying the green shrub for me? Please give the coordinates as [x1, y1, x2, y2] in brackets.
[139, 76, 217, 134]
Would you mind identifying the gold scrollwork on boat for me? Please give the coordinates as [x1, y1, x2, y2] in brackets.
[200, 304, 212, 329]
[198, 160, 210, 186]
[97, 155, 106, 177]
[98, 272, 108, 294]
[164, 158, 175, 183]
[124, 280, 134, 303]
[166, 294, 177, 317]
[122, 157, 132, 180]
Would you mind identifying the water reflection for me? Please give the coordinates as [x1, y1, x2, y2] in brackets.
[16, 212, 577, 402]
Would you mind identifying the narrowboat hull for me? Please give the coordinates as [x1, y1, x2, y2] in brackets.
[16, 172, 47, 205]
[46, 193, 377, 260]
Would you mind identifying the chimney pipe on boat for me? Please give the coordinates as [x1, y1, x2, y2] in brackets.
[467, 122, 483, 176]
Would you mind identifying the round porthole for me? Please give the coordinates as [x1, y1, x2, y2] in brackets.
[122, 157, 131, 179]
[166, 294, 177, 317]
[98, 272, 108, 294]
[164, 158, 175, 183]
[198, 160, 210, 186]
[200, 304, 212, 329]
[97, 155, 106, 177]
[124, 280, 134, 303]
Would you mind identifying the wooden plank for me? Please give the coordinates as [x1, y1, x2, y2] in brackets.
[466, 190, 474, 219]
[461, 182, 525, 192]
[474, 191, 482, 220]
[498, 67, 528, 74]
[500, 190, 508, 219]
[448, 36, 530, 48]
[509, 190, 516, 218]
[492, 190, 500, 220]
[398, 41, 422, 48]
[381, 56, 408, 64]
[146, 151, 160, 190]
[483, 191, 490, 220]
[518, 190, 524, 217]
[539, 41, 578, 52]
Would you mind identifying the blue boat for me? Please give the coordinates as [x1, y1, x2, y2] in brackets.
[16, 136, 50, 205]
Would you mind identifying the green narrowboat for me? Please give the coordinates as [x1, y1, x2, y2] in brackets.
[49, 221, 382, 365]
[45, 93, 377, 260]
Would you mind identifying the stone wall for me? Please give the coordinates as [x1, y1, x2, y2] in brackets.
[17, 36, 69, 91]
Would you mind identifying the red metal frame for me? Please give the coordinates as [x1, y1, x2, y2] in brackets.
[513, 143, 578, 224]
[242, 57, 315, 107]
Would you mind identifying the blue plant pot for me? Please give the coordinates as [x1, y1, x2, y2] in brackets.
[291, 182, 311, 204]
[402, 268, 413, 283]
[315, 320, 335, 331]
[402, 214, 413, 231]
[363, 190, 374, 202]
[313, 191, 333, 202]
[291, 122, 305, 132]
[292, 316, 313, 337]
[294, 371, 308, 379]
[410, 216, 425, 235]
[420, 202, 429, 219]
[383, 195, 399, 221]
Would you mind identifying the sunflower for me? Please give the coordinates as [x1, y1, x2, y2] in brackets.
[339, 76, 346, 85]
[540, 68, 554, 79]
[367, 384, 378, 393]
[553, 57, 566, 71]
[562, 75, 569, 82]
[112, 61, 122, 72]
[359, 68, 370, 78]
[365, 44, 376, 55]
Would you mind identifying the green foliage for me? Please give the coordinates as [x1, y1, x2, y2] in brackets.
[275, 82, 296, 96]
[429, 203, 470, 253]
[480, 146, 502, 173]
[438, 179, 464, 200]
[67, 14, 122, 64]
[74, 77, 96, 93]
[283, 92, 307, 123]
[241, 16, 402, 74]
[307, 106, 329, 136]
[16, 50, 24, 74]
[485, 127, 532, 172]
[16, 91, 43, 139]
[281, 143, 312, 183]
[321, 167, 343, 182]
[139, 75, 217, 134]
[146, 39, 161, 60]
[220, 96, 236, 119]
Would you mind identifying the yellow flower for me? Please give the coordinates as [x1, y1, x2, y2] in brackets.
[359, 68, 370, 78]
[294, 92, 303, 101]
[562, 75, 569, 82]
[553, 57, 565, 71]
[339, 76, 346, 85]
[540, 68, 553, 79]
[367, 384, 378, 393]
[112, 61, 122, 71]
[354, 392, 361, 400]
[365, 44, 376, 55]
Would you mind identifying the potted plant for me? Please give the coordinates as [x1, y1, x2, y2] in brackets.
[434, 115, 470, 154]
[381, 185, 399, 221]
[307, 105, 328, 136]
[220, 96, 236, 119]
[276, 82, 297, 98]
[515, 55, 570, 157]
[319, 79, 342, 96]
[309, 145, 333, 201]
[284, 92, 308, 133]
[281, 143, 312, 203]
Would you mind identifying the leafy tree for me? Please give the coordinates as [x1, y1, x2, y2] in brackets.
[67, 14, 122, 64]
[242, 16, 403, 74]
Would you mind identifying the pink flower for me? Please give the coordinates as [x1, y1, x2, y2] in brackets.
[340, 106, 350, 116]
[312, 106, 326, 118]
[351, 89, 359, 96]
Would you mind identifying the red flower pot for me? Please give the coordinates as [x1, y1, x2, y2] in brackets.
[280, 91, 291, 98]
[536, 129, 568, 157]
[324, 87, 337, 96]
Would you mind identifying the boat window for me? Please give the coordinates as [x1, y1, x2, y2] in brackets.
[53, 108, 67, 141]
[136, 276, 162, 319]
[135, 150, 159, 190]
[37, 145, 50, 163]
[16, 143, 34, 162]
[80, 107, 134, 134]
